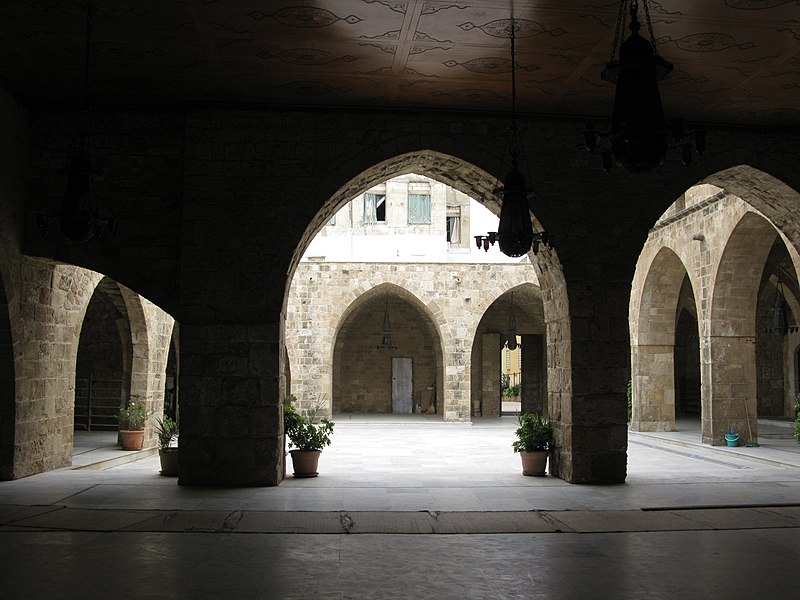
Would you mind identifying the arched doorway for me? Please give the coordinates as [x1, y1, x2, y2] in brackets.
[332, 284, 443, 416]
[631, 247, 694, 433]
[471, 284, 545, 417]
[674, 276, 701, 419]
[282, 149, 569, 481]
[74, 278, 131, 432]
[755, 239, 800, 419]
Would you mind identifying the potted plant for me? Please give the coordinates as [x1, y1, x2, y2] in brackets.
[284, 397, 334, 477]
[118, 399, 149, 450]
[512, 411, 553, 476]
[155, 415, 179, 476]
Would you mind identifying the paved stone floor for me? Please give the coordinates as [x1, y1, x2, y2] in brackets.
[1, 415, 799, 599]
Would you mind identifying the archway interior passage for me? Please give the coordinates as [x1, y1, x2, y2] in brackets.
[333, 287, 442, 416]
[75, 279, 129, 432]
[286, 167, 556, 426]
[472, 285, 546, 418]
[675, 275, 700, 419]
[756, 238, 800, 419]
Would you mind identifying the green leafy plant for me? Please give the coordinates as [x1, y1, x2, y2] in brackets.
[118, 400, 149, 431]
[794, 394, 800, 445]
[627, 379, 632, 422]
[284, 397, 334, 452]
[155, 415, 179, 449]
[512, 412, 553, 453]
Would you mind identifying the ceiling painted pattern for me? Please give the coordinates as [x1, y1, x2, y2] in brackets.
[0, 1, 798, 126]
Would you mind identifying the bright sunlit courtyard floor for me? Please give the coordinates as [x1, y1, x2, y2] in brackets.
[2, 415, 799, 599]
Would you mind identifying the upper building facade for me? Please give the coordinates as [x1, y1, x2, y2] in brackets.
[302, 173, 525, 265]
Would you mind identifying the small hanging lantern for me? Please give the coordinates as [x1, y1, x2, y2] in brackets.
[506, 293, 519, 351]
[377, 297, 398, 350]
[767, 276, 798, 336]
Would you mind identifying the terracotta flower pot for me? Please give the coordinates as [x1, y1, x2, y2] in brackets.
[520, 450, 549, 476]
[289, 449, 321, 477]
[120, 429, 145, 451]
[159, 448, 179, 476]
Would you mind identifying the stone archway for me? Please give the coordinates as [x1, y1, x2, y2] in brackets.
[706, 212, 780, 444]
[332, 283, 443, 416]
[674, 283, 701, 419]
[630, 247, 694, 433]
[283, 149, 570, 475]
[471, 283, 545, 417]
[73, 277, 174, 449]
[74, 278, 131, 432]
[631, 172, 800, 450]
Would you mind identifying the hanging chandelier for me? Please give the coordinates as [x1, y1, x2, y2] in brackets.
[475, 20, 549, 258]
[377, 297, 398, 350]
[582, 0, 705, 172]
[506, 293, 519, 351]
[766, 275, 798, 336]
[36, 2, 118, 242]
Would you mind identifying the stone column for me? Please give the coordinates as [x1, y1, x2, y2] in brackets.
[178, 322, 283, 486]
[703, 335, 758, 445]
[549, 280, 630, 484]
[481, 333, 501, 416]
[630, 343, 675, 432]
[520, 334, 544, 414]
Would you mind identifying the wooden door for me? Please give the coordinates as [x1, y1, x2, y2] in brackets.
[392, 357, 413, 413]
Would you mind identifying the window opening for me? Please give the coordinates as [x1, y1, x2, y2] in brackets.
[446, 205, 461, 244]
[408, 182, 431, 224]
[364, 192, 386, 224]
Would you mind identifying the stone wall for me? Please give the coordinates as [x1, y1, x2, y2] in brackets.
[287, 261, 540, 421]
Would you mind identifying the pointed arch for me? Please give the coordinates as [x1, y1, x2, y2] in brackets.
[471, 283, 545, 417]
[331, 282, 444, 417]
[705, 211, 779, 444]
[630, 247, 694, 432]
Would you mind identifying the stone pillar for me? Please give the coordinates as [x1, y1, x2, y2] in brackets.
[178, 322, 283, 486]
[629, 344, 675, 432]
[0, 281, 14, 480]
[520, 334, 544, 414]
[549, 280, 630, 485]
[704, 335, 758, 445]
[481, 333, 500, 416]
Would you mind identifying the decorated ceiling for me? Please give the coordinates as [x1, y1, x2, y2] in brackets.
[0, 1, 798, 127]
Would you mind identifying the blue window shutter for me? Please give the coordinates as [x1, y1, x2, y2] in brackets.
[408, 194, 431, 224]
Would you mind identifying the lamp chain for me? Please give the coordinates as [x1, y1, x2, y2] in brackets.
[642, 0, 659, 55]
[83, 3, 93, 113]
[610, 0, 629, 63]
[509, 22, 520, 168]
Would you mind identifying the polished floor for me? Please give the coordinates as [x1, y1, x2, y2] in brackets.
[2, 415, 799, 599]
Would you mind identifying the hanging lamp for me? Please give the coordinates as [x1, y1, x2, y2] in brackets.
[506, 293, 519, 351]
[37, 2, 118, 242]
[475, 20, 549, 258]
[377, 297, 398, 350]
[767, 275, 798, 336]
[582, 0, 705, 172]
